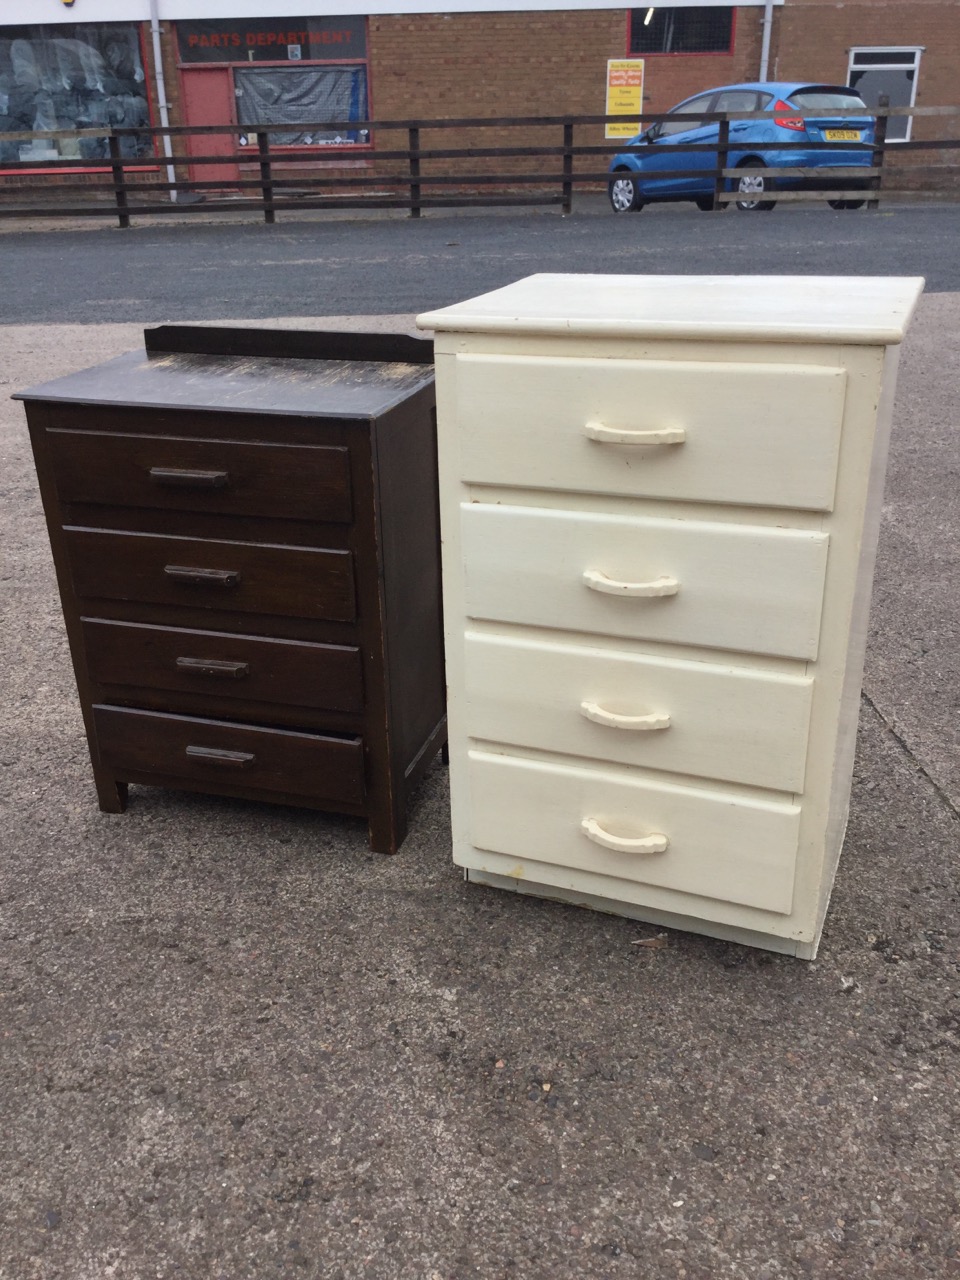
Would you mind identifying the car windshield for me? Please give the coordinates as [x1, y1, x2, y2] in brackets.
[789, 90, 867, 111]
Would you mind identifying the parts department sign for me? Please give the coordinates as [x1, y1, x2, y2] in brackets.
[605, 59, 644, 139]
[177, 17, 367, 63]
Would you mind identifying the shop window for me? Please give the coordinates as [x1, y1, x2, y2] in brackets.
[0, 23, 150, 166]
[848, 47, 922, 142]
[630, 7, 734, 55]
[235, 65, 368, 147]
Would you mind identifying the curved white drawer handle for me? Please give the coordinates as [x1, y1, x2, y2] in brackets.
[583, 569, 679, 597]
[580, 701, 671, 731]
[581, 818, 669, 855]
[583, 422, 686, 446]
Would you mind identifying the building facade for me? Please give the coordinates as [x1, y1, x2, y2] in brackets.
[1, 0, 956, 190]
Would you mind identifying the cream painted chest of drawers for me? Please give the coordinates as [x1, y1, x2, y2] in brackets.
[418, 273, 923, 959]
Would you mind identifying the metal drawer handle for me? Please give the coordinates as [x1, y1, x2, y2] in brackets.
[176, 657, 250, 679]
[164, 565, 241, 587]
[583, 422, 686, 446]
[581, 818, 668, 855]
[185, 745, 256, 768]
[149, 467, 230, 488]
[580, 701, 671, 731]
[583, 569, 679, 597]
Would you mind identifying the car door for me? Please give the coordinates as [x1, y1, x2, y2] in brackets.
[638, 92, 718, 196]
[713, 88, 765, 166]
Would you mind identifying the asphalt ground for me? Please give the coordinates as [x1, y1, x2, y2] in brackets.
[2, 199, 960, 324]
[1, 217, 959, 1277]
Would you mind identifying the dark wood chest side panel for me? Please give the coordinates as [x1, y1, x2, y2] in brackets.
[46, 430, 353, 524]
[82, 619, 364, 715]
[374, 387, 447, 780]
[64, 528, 357, 623]
[94, 705, 366, 806]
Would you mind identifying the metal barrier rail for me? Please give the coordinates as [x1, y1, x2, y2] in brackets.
[1, 102, 958, 226]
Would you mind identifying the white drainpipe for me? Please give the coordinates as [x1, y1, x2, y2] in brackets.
[759, 0, 774, 81]
[149, 0, 178, 201]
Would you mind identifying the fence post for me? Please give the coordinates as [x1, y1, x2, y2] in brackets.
[108, 134, 130, 229]
[713, 117, 730, 211]
[561, 120, 574, 215]
[867, 93, 889, 210]
[408, 126, 422, 218]
[257, 132, 275, 225]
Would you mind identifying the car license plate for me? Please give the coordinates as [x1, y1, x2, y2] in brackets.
[825, 129, 861, 141]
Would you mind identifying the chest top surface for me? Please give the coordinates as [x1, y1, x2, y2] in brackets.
[418, 273, 925, 346]
[15, 327, 435, 421]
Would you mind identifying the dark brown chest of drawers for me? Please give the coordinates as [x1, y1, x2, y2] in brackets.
[17, 325, 446, 854]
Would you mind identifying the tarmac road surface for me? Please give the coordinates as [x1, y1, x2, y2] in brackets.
[2, 199, 960, 324]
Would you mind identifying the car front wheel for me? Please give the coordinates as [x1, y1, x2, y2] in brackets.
[828, 199, 866, 210]
[735, 159, 776, 212]
[609, 173, 643, 214]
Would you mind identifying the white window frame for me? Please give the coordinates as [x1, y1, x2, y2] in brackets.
[847, 46, 923, 142]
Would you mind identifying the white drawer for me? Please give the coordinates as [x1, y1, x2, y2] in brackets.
[461, 504, 829, 660]
[453, 353, 847, 511]
[463, 632, 813, 792]
[467, 750, 801, 914]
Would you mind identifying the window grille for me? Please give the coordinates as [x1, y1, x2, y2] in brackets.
[629, 7, 734, 55]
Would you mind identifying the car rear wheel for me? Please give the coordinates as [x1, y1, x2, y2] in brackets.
[735, 159, 776, 212]
[609, 173, 643, 214]
[828, 199, 866, 210]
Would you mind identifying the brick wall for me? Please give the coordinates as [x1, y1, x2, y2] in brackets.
[771, 0, 960, 187]
[364, 7, 762, 191]
[146, 10, 761, 198]
[368, 8, 763, 117]
[773, 0, 957, 123]
[620, 8, 764, 114]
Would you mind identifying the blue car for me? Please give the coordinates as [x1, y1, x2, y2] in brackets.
[608, 82, 875, 213]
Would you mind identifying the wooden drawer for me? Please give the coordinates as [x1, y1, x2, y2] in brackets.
[45, 428, 353, 523]
[467, 750, 801, 915]
[461, 504, 829, 660]
[94, 705, 365, 805]
[463, 632, 813, 793]
[453, 353, 847, 511]
[82, 619, 363, 714]
[64, 528, 356, 623]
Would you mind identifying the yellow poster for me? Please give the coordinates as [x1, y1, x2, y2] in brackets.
[605, 59, 645, 139]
